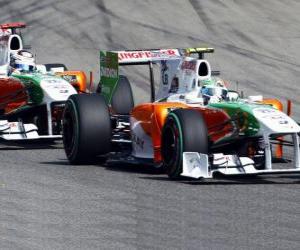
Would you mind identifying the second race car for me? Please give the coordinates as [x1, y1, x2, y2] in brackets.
[0, 22, 87, 141]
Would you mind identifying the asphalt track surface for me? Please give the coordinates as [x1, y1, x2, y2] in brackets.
[0, 0, 300, 249]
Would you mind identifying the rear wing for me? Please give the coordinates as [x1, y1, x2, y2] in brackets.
[0, 22, 26, 34]
[99, 47, 215, 103]
[114, 47, 214, 65]
[0, 22, 28, 52]
[116, 49, 181, 65]
[185, 47, 214, 59]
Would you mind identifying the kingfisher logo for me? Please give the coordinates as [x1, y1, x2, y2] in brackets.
[118, 49, 180, 62]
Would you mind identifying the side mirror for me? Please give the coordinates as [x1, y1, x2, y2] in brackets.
[227, 90, 239, 101]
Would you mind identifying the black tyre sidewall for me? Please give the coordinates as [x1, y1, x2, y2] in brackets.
[111, 75, 134, 115]
[161, 115, 182, 177]
[162, 109, 209, 178]
[63, 94, 111, 164]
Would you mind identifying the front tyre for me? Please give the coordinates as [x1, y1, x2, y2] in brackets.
[63, 94, 111, 164]
[161, 109, 209, 179]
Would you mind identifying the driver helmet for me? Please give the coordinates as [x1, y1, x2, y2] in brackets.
[10, 50, 35, 72]
[200, 77, 228, 104]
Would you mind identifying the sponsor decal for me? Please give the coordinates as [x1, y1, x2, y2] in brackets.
[59, 89, 68, 93]
[44, 79, 61, 84]
[181, 60, 196, 71]
[255, 108, 288, 122]
[100, 67, 118, 78]
[100, 51, 118, 78]
[118, 49, 179, 62]
[254, 108, 292, 129]
[100, 51, 119, 103]
[255, 108, 275, 114]
[60, 75, 77, 84]
[132, 133, 145, 149]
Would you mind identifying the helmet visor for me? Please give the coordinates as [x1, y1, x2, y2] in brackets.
[202, 86, 228, 98]
[15, 63, 34, 72]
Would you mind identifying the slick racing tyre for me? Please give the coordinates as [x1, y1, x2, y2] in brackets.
[161, 109, 209, 179]
[111, 75, 134, 115]
[63, 94, 111, 164]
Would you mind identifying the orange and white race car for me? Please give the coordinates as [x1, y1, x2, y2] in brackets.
[62, 48, 300, 179]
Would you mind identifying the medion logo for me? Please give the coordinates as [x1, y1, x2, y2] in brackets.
[100, 66, 118, 78]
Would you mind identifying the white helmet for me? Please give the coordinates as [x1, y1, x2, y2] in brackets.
[200, 77, 228, 104]
[10, 50, 35, 72]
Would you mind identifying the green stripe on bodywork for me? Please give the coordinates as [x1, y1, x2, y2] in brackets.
[209, 101, 274, 136]
[12, 73, 44, 104]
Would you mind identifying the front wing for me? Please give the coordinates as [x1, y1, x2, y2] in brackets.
[0, 120, 61, 141]
[181, 133, 300, 179]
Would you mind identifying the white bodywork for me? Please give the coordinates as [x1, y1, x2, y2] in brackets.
[252, 107, 300, 170]
[253, 107, 300, 134]
[0, 74, 77, 141]
[40, 77, 77, 103]
[156, 57, 211, 102]
[0, 42, 10, 78]
[0, 33, 23, 77]
[181, 150, 300, 179]
[0, 120, 61, 140]
[41, 76, 77, 137]
[130, 117, 154, 159]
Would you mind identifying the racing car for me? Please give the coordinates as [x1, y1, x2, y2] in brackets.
[62, 47, 300, 179]
[0, 22, 87, 141]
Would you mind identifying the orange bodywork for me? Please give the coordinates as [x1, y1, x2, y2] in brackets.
[261, 98, 284, 158]
[260, 98, 283, 112]
[56, 71, 87, 93]
[0, 78, 28, 114]
[131, 102, 232, 162]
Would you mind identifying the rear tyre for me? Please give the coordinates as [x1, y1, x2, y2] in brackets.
[62, 94, 111, 164]
[161, 109, 209, 179]
[111, 75, 134, 115]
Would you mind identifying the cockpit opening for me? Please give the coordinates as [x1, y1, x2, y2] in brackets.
[198, 61, 208, 77]
[9, 36, 22, 51]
